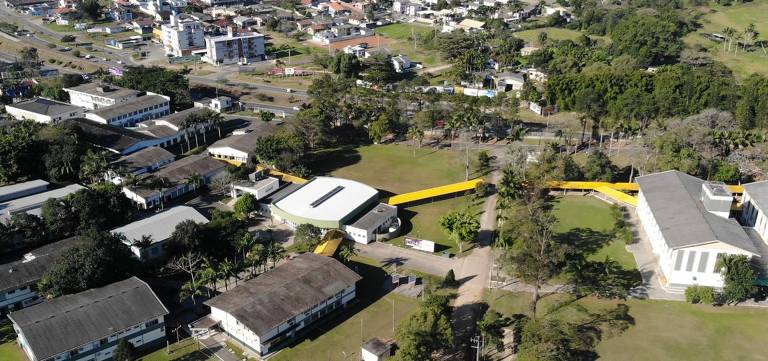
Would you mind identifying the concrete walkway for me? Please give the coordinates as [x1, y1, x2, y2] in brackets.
[625, 208, 685, 301]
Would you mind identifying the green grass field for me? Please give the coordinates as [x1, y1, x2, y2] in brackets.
[137, 338, 214, 361]
[387, 194, 483, 257]
[514, 27, 593, 46]
[486, 289, 768, 361]
[308, 145, 473, 195]
[685, 0, 768, 78]
[376, 23, 435, 40]
[551, 196, 636, 270]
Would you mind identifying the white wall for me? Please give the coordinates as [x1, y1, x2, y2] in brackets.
[0, 286, 41, 315]
[5, 106, 83, 124]
[208, 146, 250, 165]
[742, 190, 768, 242]
[65, 90, 136, 110]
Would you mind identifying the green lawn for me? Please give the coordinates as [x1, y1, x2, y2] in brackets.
[685, 0, 768, 78]
[376, 23, 435, 40]
[0, 323, 25, 361]
[308, 145, 474, 196]
[387, 194, 483, 257]
[137, 339, 214, 361]
[486, 289, 768, 361]
[551, 196, 636, 270]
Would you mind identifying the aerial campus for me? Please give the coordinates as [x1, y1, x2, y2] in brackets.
[1, 0, 768, 361]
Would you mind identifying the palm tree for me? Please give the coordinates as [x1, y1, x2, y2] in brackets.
[182, 115, 200, 150]
[208, 110, 225, 139]
[406, 126, 425, 158]
[338, 242, 358, 263]
[185, 173, 203, 194]
[218, 258, 236, 290]
[237, 232, 255, 265]
[180, 277, 205, 305]
[199, 260, 219, 297]
[132, 235, 153, 258]
[79, 149, 107, 184]
[507, 124, 528, 142]
[268, 242, 286, 268]
[723, 27, 736, 52]
[246, 243, 265, 277]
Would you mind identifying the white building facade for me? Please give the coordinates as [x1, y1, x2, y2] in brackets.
[84, 94, 171, 127]
[161, 13, 205, 57]
[202, 28, 266, 65]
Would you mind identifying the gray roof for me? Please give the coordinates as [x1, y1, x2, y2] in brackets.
[259, 182, 302, 205]
[157, 107, 207, 127]
[8, 277, 168, 360]
[135, 124, 179, 138]
[66, 119, 156, 154]
[89, 95, 168, 121]
[350, 203, 396, 230]
[0, 180, 49, 202]
[636, 170, 758, 253]
[205, 253, 361, 336]
[0, 237, 79, 293]
[209, 121, 280, 153]
[7, 97, 82, 116]
[0, 184, 86, 221]
[64, 83, 140, 100]
[154, 155, 226, 182]
[111, 206, 208, 245]
[743, 181, 768, 213]
[111, 147, 175, 174]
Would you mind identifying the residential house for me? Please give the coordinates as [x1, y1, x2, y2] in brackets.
[111, 206, 208, 260]
[0, 237, 78, 316]
[391, 54, 413, 73]
[4, 97, 83, 124]
[4, 0, 53, 8]
[9, 277, 168, 361]
[636, 170, 761, 291]
[519, 46, 540, 56]
[122, 155, 227, 209]
[191, 253, 361, 356]
[456, 18, 485, 32]
[740, 182, 768, 241]
[362, 338, 393, 361]
[494, 72, 525, 92]
[107, 3, 133, 21]
[202, 27, 266, 65]
[392, 0, 419, 17]
[64, 83, 141, 110]
[524, 67, 547, 83]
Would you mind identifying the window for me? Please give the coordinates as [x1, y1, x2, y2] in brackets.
[673, 251, 684, 271]
[685, 251, 697, 272]
[697, 252, 710, 273]
[146, 319, 159, 327]
[713, 253, 724, 273]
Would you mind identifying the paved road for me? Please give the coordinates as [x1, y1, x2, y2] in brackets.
[355, 242, 457, 276]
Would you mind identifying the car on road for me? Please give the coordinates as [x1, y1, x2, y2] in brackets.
[286, 88, 293, 93]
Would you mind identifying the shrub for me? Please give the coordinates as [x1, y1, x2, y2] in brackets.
[61, 35, 76, 42]
[685, 285, 716, 304]
[46, 43, 56, 48]
[72, 49, 80, 57]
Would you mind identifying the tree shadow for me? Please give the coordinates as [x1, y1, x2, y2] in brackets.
[305, 146, 362, 175]
[555, 227, 613, 256]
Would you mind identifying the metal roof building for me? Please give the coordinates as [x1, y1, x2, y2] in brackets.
[8, 277, 168, 361]
[271, 176, 379, 229]
[0, 179, 49, 203]
[111, 206, 209, 260]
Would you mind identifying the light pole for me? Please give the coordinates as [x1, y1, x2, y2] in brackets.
[385, 297, 395, 333]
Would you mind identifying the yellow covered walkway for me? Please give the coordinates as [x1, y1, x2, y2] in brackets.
[387, 179, 484, 206]
[313, 229, 345, 257]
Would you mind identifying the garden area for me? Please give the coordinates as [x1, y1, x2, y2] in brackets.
[485, 289, 768, 361]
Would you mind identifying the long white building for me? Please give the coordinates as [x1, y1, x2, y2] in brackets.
[111, 206, 209, 260]
[5, 98, 84, 124]
[161, 13, 205, 57]
[64, 83, 141, 110]
[193, 254, 361, 356]
[84, 94, 171, 127]
[202, 28, 266, 65]
[636, 170, 760, 291]
[9, 277, 168, 361]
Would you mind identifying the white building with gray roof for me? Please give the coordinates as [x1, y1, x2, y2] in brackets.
[8, 277, 168, 361]
[193, 253, 361, 355]
[0, 184, 86, 222]
[0, 180, 49, 203]
[85, 94, 171, 127]
[111, 206, 208, 260]
[5, 98, 84, 124]
[636, 170, 760, 291]
[64, 83, 141, 110]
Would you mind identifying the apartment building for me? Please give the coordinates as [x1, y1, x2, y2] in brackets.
[161, 13, 205, 57]
[202, 27, 265, 65]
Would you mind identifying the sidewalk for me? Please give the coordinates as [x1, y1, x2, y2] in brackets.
[355, 242, 458, 276]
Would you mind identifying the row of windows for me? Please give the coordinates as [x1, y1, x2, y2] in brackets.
[673, 250, 723, 274]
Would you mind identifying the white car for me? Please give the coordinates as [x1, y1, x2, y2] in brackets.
[286, 88, 293, 93]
